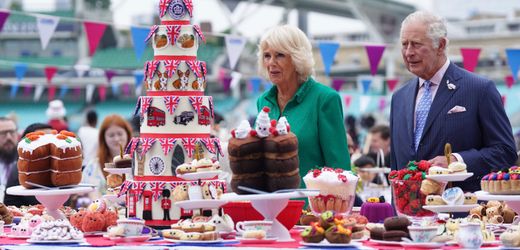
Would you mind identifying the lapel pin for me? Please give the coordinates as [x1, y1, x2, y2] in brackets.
[447, 79, 456, 90]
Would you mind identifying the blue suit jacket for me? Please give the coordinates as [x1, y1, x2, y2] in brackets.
[390, 63, 517, 192]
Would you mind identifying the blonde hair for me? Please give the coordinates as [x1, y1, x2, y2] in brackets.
[257, 25, 315, 83]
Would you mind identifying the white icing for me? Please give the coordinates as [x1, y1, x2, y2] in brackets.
[148, 60, 205, 92]
[234, 120, 251, 139]
[153, 25, 198, 58]
[17, 133, 82, 155]
[303, 169, 358, 199]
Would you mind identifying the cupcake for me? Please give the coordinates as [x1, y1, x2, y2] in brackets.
[319, 210, 336, 230]
[301, 223, 325, 243]
[325, 224, 352, 243]
[300, 210, 319, 225]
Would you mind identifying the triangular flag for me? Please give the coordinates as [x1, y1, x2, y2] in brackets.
[506, 49, 520, 82]
[319, 42, 340, 76]
[48, 85, 56, 101]
[59, 85, 68, 99]
[130, 26, 150, 61]
[505, 75, 515, 89]
[98, 85, 107, 101]
[36, 15, 59, 50]
[460, 48, 481, 72]
[111, 82, 120, 95]
[14, 63, 28, 81]
[105, 70, 116, 83]
[86, 84, 95, 103]
[23, 85, 32, 97]
[378, 97, 386, 112]
[122, 83, 130, 96]
[222, 76, 232, 93]
[83, 21, 107, 56]
[44, 66, 58, 84]
[73, 87, 82, 99]
[34, 85, 45, 102]
[344, 95, 352, 108]
[249, 76, 262, 94]
[361, 79, 372, 94]
[10, 82, 19, 99]
[74, 64, 90, 78]
[224, 35, 246, 70]
[0, 11, 10, 32]
[365, 45, 386, 76]
[331, 78, 344, 92]
[134, 70, 144, 89]
[360, 95, 371, 113]
[387, 78, 399, 92]
[230, 71, 242, 99]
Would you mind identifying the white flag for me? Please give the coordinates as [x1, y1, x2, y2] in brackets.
[36, 15, 59, 50]
[225, 35, 246, 70]
[360, 95, 371, 113]
[86, 84, 95, 103]
[230, 71, 242, 99]
[74, 64, 90, 78]
[33, 85, 44, 102]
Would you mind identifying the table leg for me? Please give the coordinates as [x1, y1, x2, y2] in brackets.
[250, 198, 292, 242]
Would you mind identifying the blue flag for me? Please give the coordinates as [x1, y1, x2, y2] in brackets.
[318, 42, 340, 76]
[59, 85, 68, 99]
[361, 79, 372, 94]
[111, 82, 119, 95]
[134, 71, 144, 89]
[250, 76, 262, 94]
[14, 63, 28, 81]
[506, 49, 520, 82]
[131, 26, 150, 61]
[10, 81, 19, 99]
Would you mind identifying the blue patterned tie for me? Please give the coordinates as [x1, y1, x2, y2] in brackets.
[414, 80, 432, 151]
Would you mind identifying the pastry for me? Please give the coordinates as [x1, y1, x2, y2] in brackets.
[369, 227, 385, 240]
[163, 229, 184, 240]
[428, 166, 450, 175]
[324, 224, 352, 243]
[300, 210, 319, 225]
[300, 223, 325, 243]
[383, 230, 408, 241]
[463, 192, 477, 205]
[447, 162, 467, 173]
[383, 216, 411, 231]
[426, 195, 446, 205]
[441, 187, 465, 205]
[81, 212, 105, 232]
[420, 179, 443, 195]
[319, 210, 336, 230]
[500, 227, 520, 247]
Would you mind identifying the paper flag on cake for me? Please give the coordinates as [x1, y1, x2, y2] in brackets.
[319, 42, 340, 76]
[225, 35, 247, 70]
[365, 45, 386, 76]
[36, 15, 59, 50]
[83, 21, 107, 56]
[460, 48, 481, 72]
[506, 49, 520, 82]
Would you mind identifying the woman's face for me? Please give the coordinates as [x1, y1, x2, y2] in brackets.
[104, 124, 128, 156]
[262, 47, 298, 86]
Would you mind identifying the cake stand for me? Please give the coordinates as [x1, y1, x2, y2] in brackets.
[6, 185, 94, 219]
[476, 191, 520, 214]
[220, 190, 319, 242]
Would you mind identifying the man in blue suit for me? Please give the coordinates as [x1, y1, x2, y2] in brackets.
[390, 11, 517, 192]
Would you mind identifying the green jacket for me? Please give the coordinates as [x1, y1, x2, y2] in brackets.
[257, 77, 351, 185]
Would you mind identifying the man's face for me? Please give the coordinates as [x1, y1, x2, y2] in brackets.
[370, 132, 390, 154]
[400, 22, 445, 80]
[0, 120, 18, 162]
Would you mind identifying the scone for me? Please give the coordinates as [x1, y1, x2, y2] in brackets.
[428, 166, 450, 175]
[463, 193, 477, 205]
[448, 162, 467, 173]
[426, 195, 446, 205]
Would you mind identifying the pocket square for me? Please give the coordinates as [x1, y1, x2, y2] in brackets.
[448, 105, 466, 114]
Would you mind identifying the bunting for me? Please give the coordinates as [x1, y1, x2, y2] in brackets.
[318, 42, 340, 76]
[44, 66, 58, 84]
[506, 49, 520, 82]
[36, 15, 60, 50]
[344, 95, 352, 109]
[163, 96, 180, 114]
[186, 60, 202, 78]
[140, 138, 157, 156]
[118, 180, 133, 197]
[131, 26, 150, 61]
[48, 85, 56, 101]
[224, 35, 246, 70]
[134, 181, 147, 198]
[188, 96, 203, 114]
[159, 138, 176, 155]
[166, 25, 182, 43]
[365, 45, 386, 76]
[460, 48, 481, 72]
[98, 85, 107, 101]
[140, 97, 153, 117]
[145, 25, 159, 43]
[83, 21, 107, 56]
[183, 0, 194, 16]
[200, 138, 215, 153]
[151, 182, 166, 201]
[0, 11, 10, 32]
[386, 78, 399, 92]
[182, 138, 197, 158]
[159, 0, 172, 17]
[164, 60, 182, 78]
[193, 25, 206, 43]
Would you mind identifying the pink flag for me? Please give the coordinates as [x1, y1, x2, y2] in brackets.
[387, 78, 399, 92]
[98, 85, 107, 101]
[73, 87, 82, 98]
[344, 95, 352, 108]
[105, 70, 116, 83]
[122, 83, 130, 96]
[23, 85, 32, 96]
[365, 45, 386, 76]
[44, 66, 58, 84]
[48, 85, 56, 101]
[332, 78, 344, 92]
[83, 21, 107, 56]
[502, 95, 506, 106]
[222, 76, 232, 93]
[378, 98, 386, 112]
[505, 75, 515, 89]
[0, 11, 10, 32]
[460, 48, 481, 72]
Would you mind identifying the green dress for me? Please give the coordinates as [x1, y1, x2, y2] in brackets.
[256, 77, 351, 187]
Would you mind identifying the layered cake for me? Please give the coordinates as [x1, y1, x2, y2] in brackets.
[303, 167, 358, 214]
[228, 107, 300, 193]
[17, 130, 83, 188]
[481, 166, 520, 194]
[119, 0, 226, 226]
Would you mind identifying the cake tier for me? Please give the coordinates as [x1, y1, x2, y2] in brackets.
[137, 95, 214, 134]
[146, 25, 205, 59]
[144, 59, 206, 92]
[158, 0, 192, 25]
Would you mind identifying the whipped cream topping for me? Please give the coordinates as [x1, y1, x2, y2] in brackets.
[303, 168, 358, 199]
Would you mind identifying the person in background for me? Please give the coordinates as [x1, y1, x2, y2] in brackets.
[82, 114, 132, 200]
[256, 25, 350, 181]
[390, 11, 517, 192]
[0, 118, 39, 207]
[355, 155, 387, 202]
[46, 100, 69, 132]
[78, 110, 99, 167]
[367, 125, 391, 167]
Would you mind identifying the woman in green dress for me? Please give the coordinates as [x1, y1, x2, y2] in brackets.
[256, 25, 351, 182]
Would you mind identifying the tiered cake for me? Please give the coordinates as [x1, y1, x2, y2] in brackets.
[120, 0, 225, 226]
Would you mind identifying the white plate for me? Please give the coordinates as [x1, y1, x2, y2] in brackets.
[174, 199, 228, 210]
[356, 167, 391, 174]
[109, 235, 151, 243]
[400, 241, 444, 248]
[26, 239, 85, 244]
[83, 231, 105, 236]
[369, 239, 403, 246]
[176, 170, 222, 180]
[476, 191, 520, 200]
[103, 167, 132, 175]
[426, 172, 473, 182]
[446, 240, 501, 246]
[423, 204, 479, 213]
[6, 234, 31, 239]
[237, 237, 278, 244]
[164, 238, 223, 244]
[300, 240, 361, 248]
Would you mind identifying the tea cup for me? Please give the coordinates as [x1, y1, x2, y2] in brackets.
[236, 220, 273, 235]
[116, 218, 151, 237]
[408, 226, 437, 243]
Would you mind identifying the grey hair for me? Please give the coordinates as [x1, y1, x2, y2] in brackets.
[401, 11, 449, 49]
[257, 25, 315, 83]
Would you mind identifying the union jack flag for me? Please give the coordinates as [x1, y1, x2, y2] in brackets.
[212, 138, 224, 157]
[208, 96, 214, 118]
[151, 181, 166, 201]
[183, 0, 193, 17]
[133, 97, 142, 118]
[200, 138, 214, 153]
[140, 137, 157, 156]
[126, 137, 139, 155]
[163, 96, 180, 114]
[163, 60, 181, 78]
[159, 138, 176, 155]
[148, 61, 160, 79]
[186, 60, 202, 78]
[140, 97, 153, 117]
[145, 25, 159, 43]
[182, 138, 197, 158]
[118, 180, 133, 197]
[188, 96, 203, 114]
[134, 181, 147, 198]
[166, 25, 181, 44]
[159, 0, 172, 17]
[143, 62, 150, 82]
[200, 61, 207, 76]
[193, 25, 206, 43]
